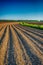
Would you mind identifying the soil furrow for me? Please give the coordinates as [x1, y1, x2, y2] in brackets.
[16, 26, 43, 49]
[10, 25, 26, 65]
[13, 25, 43, 64]
[16, 25, 43, 42]
[0, 23, 43, 65]
[18, 25, 43, 36]
[0, 26, 9, 65]
[7, 26, 16, 65]
[12, 25, 42, 65]
[0, 25, 7, 42]
[12, 25, 32, 65]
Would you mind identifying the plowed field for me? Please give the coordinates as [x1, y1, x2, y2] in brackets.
[0, 22, 43, 65]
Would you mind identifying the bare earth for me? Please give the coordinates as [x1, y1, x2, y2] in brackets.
[0, 22, 43, 65]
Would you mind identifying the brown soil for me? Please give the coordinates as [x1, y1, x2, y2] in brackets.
[0, 22, 43, 65]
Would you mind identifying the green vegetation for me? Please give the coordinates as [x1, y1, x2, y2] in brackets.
[20, 22, 43, 30]
[0, 20, 43, 22]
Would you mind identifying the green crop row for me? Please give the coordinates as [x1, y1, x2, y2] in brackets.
[20, 22, 43, 30]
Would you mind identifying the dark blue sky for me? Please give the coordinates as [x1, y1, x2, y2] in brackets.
[0, 0, 43, 20]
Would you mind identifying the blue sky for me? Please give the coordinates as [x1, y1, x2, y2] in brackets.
[0, 0, 43, 20]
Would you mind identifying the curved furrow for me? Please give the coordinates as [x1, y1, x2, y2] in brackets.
[23, 25, 43, 34]
[15, 26, 43, 52]
[0, 26, 9, 65]
[24, 27, 43, 38]
[15, 26, 43, 49]
[12, 25, 43, 65]
[17, 36, 32, 65]
[11, 25, 32, 65]
[16, 25, 43, 41]
[12, 25, 32, 65]
[13, 25, 43, 65]
[10, 25, 25, 65]
[24, 33, 43, 52]
[0, 25, 7, 42]
[18, 25, 43, 37]
[28, 27, 43, 34]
